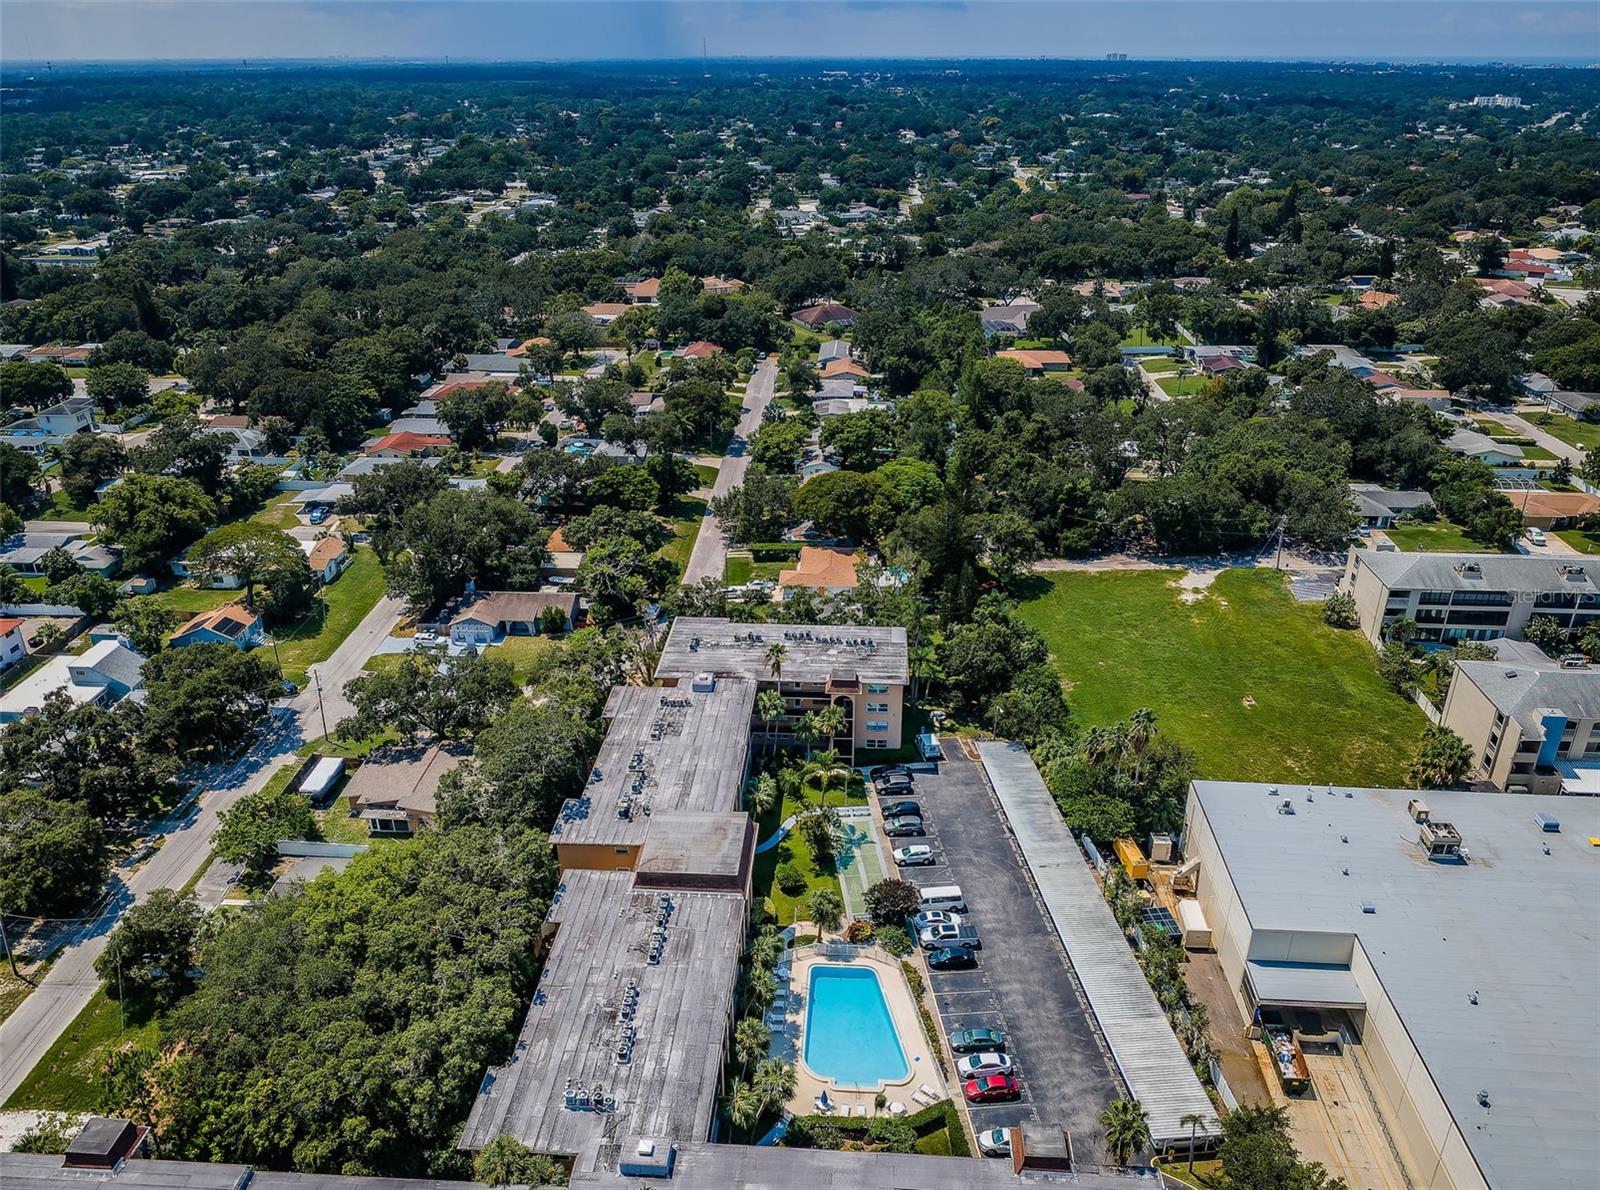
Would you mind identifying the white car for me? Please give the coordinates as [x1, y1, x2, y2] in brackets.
[956, 1053, 1013, 1080]
[977, 1127, 1013, 1158]
[1525, 527, 1547, 546]
[893, 844, 936, 866]
[912, 910, 963, 932]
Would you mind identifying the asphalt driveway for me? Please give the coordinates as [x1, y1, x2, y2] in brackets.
[886, 746, 1122, 1162]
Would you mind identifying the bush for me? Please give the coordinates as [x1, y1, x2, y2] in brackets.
[12, 1113, 78, 1154]
[775, 862, 808, 896]
[845, 919, 875, 944]
[876, 924, 914, 956]
[1321, 590, 1359, 629]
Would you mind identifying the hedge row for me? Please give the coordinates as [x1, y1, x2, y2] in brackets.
[783, 1098, 970, 1158]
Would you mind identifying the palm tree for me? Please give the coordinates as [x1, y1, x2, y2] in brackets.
[809, 747, 847, 807]
[756, 688, 786, 754]
[747, 772, 778, 818]
[727, 1079, 763, 1131]
[796, 711, 821, 760]
[763, 641, 787, 684]
[908, 642, 937, 705]
[752, 1057, 797, 1112]
[1180, 1111, 1208, 1174]
[734, 1016, 771, 1073]
[812, 704, 847, 753]
[1100, 1098, 1151, 1167]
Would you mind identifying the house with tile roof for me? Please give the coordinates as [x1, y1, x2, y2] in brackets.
[994, 348, 1073, 376]
[362, 431, 454, 458]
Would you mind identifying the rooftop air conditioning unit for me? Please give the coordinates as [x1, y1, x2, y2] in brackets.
[1456, 561, 1483, 577]
[1419, 819, 1463, 858]
[1407, 798, 1431, 823]
[691, 671, 716, 693]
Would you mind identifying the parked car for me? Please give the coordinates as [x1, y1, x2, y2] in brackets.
[880, 800, 922, 819]
[884, 815, 925, 837]
[956, 1053, 1013, 1080]
[926, 946, 977, 971]
[893, 844, 936, 866]
[913, 910, 963, 932]
[977, 1127, 1013, 1157]
[873, 764, 914, 781]
[920, 923, 979, 951]
[308, 506, 330, 525]
[948, 1026, 1006, 1054]
[1526, 527, 1547, 546]
[963, 1074, 1019, 1103]
[875, 771, 914, 793]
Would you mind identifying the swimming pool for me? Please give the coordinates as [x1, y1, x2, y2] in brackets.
[802, 964, 909, 1088]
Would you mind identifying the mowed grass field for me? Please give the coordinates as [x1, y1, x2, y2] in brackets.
[1016, 567, 1427, 786]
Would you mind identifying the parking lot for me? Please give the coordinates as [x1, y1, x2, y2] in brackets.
[878, 746, 1122, 1162]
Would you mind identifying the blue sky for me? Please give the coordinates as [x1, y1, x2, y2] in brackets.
[3, 1, 1596, 64]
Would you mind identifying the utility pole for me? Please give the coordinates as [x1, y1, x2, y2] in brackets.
[0, 911, 18, 981]
[311, 668, 330, 741]
[1272, 517, 1287, 570]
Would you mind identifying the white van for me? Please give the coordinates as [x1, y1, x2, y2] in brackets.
[918, 884, 966, 913]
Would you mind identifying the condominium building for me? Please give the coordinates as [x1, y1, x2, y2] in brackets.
[1340, 548, 1600, 645]
[1440, 653, 1600, 795]
[654, 618, 910, 755]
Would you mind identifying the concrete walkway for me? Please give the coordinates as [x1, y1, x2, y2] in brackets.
[0, 594, 404, 1105]
[681, 358, 778, 585]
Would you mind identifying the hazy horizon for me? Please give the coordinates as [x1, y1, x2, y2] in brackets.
[3, 1, 1597, 67]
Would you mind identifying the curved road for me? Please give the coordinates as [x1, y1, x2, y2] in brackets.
[681, 358, 778, 586]
[0, 594, 405, 1105]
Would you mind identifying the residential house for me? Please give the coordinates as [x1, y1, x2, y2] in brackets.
[457, 353, 523, 377]
[1357, 290, 1400, 311]
[447, 590, 578, 646]
[22, 344, 95, 366]
[677, 341, 723, 360]
[776, 547, 862, 596]
[169, 603, 265, 650]
[1339, 548, 1600, 645]
[1441, 653, 1599, 795]
[655, 616, 910, 755]
[0, 617, 25, 671]
[1444, 427, 1523, 467]
[791, 302, 857, 329]
[542, 527, 584, 579]
[819, 357, 869, 381]
[1517, 372, 1559, 398]
[336, 455, 442, 482]
[701, 276, 746, 296]
[978, 300, 1040, 337]
[582, 302, 629, 325]
[622, 277, 660, 304]
[0, 531, 119, 577]
[0, 639, 146, 724]
[1195, 351, 1249, 377]
[816, 339, 851, 364]
[305, 537, 351, 584]
[1350, 484, 1435, 529]
[1547, 391, 1599, 420]
[344, 742, 467, 834]
[995, 348, 1072, 376]
[1510, 491, 1600, 531]
[362, 431, 454, 458]
[1071, 279, 1132, 302]
[1385, 388, 1454, 413]
[1, 398, 95, 451]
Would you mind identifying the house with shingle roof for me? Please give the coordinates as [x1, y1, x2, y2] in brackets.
[170, 603, 264, 650]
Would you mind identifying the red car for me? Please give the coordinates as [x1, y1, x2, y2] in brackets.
[963, 1074, 1020, 1103]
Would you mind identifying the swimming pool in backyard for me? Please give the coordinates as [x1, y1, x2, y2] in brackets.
[802, 964, 909, 1088]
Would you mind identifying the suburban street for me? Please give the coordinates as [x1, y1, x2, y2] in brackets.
[681, 357, 778, 585]
[0, 594, 405, 1104]
[1499, 409, 1590, 464]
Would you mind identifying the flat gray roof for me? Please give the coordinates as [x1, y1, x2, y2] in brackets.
[1353, 549, 1600, 597]
[976, 742, 1219, 1149]
[0, 1157, 250, 1190]
[568, 1141, 1166, 1189]
[656, 618, 908, 686]
[1190, 781, 1600, 1190]
[553, 681, 755, 848]
[457, 870, 745, 1174]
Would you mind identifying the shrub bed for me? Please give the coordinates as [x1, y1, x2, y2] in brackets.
[782, 1099, 969, 1157]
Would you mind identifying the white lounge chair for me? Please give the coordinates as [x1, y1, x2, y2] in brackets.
[852, 1104, 868, 1117]
[918, 1082, 942, 1102]
[910, 1089, 933, 1106]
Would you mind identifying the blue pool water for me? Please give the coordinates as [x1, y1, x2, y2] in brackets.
[803, 965, 909, 1087]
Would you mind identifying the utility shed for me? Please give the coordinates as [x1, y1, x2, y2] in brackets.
[976, 741, 1219, 1150]
[457, 870, 745, 1176]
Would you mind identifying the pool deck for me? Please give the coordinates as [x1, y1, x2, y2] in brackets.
[770, 941, 943, 1120]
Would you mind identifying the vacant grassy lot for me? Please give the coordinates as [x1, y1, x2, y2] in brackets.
[272, 548, 387, 685]
[1016, 568, 1426, 785]
[144, 582, 240, 621]
[1155, 373, 1209, 398]
[1384, 520, 1491, 553]
[4, 989, 159, 1111]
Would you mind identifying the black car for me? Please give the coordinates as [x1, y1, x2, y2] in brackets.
[880, 800, 922, 819]
[926, 947, 978, 971]
[874, 765, 914, 780]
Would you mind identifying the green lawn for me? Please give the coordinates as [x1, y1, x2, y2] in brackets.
[144, 582, 240, 622]
[1384, 521, 1493, 553]
[1015, 568, 1427, 785]
[694, 463, 720, 489]
[40, 487, 98, 522]
[4, 989, 159, 1111]
[1556, 526, 1600, 555]
[1119, 326, 1183, 349]
[248, 492, 303, 530]
[724, 554, 788, 586]
[750, 775, 860, 925]
[659, 495, 709, 576]
[1139, 357, 1182, 375]
[271, 548, 387, 686]
[1156, 373, 1209, 398]
[1529, 413, 1600, 452]
[315, 794, 382, 845]
[483, 634, 559, 683]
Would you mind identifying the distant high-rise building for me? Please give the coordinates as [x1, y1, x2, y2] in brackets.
[1470, 94, 1525, 109]
[1106, 52, 1129, 61]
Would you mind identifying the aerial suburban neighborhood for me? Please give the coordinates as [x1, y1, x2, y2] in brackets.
[0, 10, 1597, 1190]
